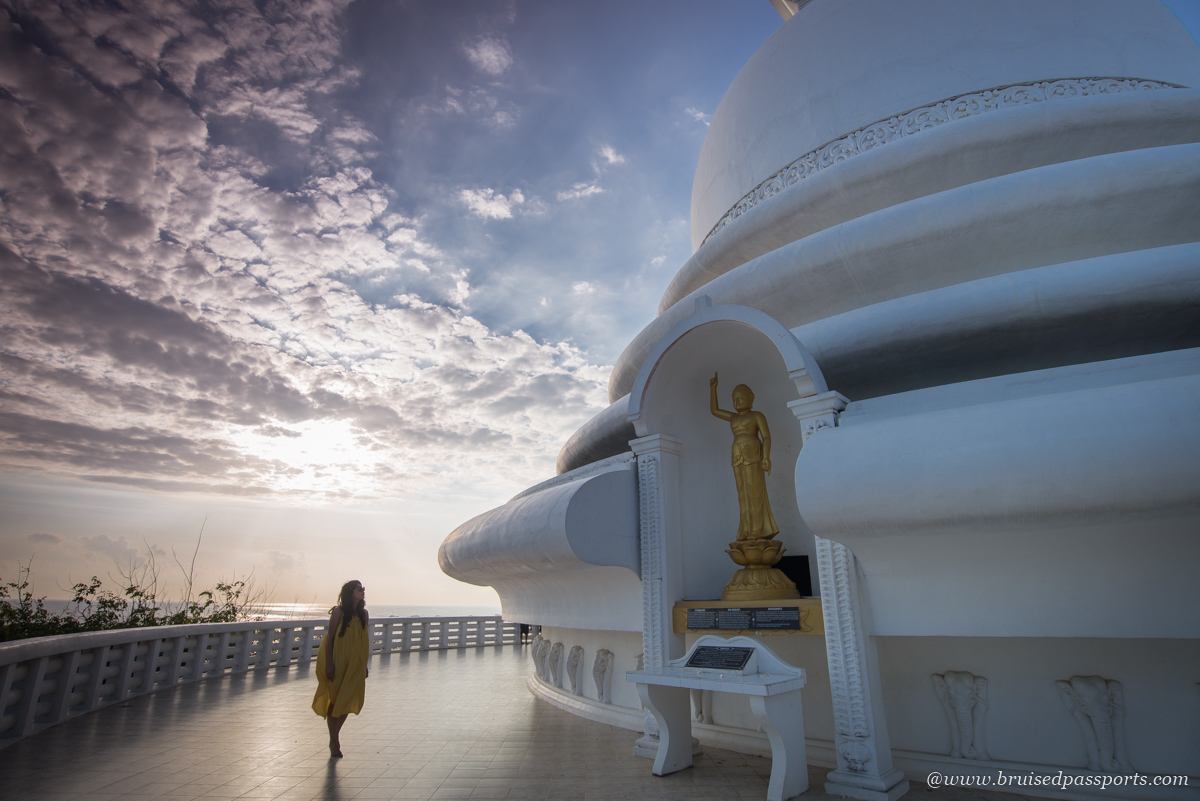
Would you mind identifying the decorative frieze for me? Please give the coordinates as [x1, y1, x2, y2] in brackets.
[932, 671, 990, 760]
[549, 642, 565, 688]
[592, 649, 615, 704]
[700, 78, 1179, 248]
[1057, 675, 1130, 772]
[566, 645, 585, 696]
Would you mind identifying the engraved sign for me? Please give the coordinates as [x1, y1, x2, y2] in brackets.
[683, 607, 802, 631]
[684, 646, 755, 671]
[754, 608, 801, 630]
[719, 608, 753, 629]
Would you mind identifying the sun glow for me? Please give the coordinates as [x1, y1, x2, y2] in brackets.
[228, 419, 393, 498]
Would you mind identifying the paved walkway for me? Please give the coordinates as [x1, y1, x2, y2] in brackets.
[2, 645, 1000, 801]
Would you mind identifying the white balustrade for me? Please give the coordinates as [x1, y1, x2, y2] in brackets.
[0, 616, 518, 746]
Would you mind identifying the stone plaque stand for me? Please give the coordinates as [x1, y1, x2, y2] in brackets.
[629, 636, 809, 801]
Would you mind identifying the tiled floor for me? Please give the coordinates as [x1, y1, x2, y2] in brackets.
[0, 645, 1010, 801]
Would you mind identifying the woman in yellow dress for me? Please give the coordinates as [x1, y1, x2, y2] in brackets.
[312, 580, 369, 757]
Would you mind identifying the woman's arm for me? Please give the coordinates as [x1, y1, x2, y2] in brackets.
[325, 607, 342, 680]
[363, 609, 369, 678]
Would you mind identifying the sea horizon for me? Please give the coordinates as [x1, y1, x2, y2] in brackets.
[31, 599, 504, 621]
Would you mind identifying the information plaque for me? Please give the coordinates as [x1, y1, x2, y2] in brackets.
[684, 645, 756, 671]
[685, 608, 719, 629]
[755, 607, 801, 630]
[685, 607, 801, 631]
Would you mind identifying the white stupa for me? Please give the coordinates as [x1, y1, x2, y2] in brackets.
[441, 1, 1200, 795]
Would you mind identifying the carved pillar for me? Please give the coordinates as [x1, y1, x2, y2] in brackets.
[631, 433, 686, 756]
[793, 392, 908, 801]
[632, 433, 686, 669]
[815, 538, 908, 801]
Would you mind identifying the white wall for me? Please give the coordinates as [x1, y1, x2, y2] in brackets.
[692, 0, 1200, 246]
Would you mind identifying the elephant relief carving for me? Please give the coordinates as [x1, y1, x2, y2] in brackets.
[592, 649, 615, 704]
[1056, 676, 1130, 772]
[530, 634, 548, 681]
[566, 646, 585, 695]
[548, 642, 565, 688]
[931, 671, 990, 760]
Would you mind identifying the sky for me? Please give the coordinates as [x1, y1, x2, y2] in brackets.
[0, 0, 785, 608]
[2, 0, 1199, 610]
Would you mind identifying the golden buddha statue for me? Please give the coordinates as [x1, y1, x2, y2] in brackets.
[710, 373, 798, 600]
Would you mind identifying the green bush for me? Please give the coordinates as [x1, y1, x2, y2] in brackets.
[0, 561, 264, 643]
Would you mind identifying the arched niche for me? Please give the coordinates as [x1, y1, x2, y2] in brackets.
[627, 299, 828, 600]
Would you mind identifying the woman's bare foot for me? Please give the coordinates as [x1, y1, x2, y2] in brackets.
[330, 742, 343, 758]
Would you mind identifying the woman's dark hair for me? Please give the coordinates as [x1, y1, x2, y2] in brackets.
[334, 580, 367, 637]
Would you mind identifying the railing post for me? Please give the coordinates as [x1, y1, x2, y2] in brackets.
[298, 626, 315, 663]
[0, 661, 17, 731]
[165, 636, 185, 685]
[50, 650, 81, 723]
[112, 642, 137, 701]
[420, 620, 431, 651]
[15, 656, 49, 736]
[83, 646, 108, 710]
[259, 629, 272, 668]
[382, 621, 394, 654]
[312, 626, 324, 660]
[233, 627, 251, 672]
[250, 629, 266, 669]
[213, 631, 232, 674]
[182, 636, 202, 682]
[207, 634, 219, 678]
[277, 628, 293, 668]
[194, 634, 212, 678]
[400, 620, 412, 652]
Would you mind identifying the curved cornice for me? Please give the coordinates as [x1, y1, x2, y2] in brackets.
[626, 297, 828, 437]
[697, 78, 1180, 250]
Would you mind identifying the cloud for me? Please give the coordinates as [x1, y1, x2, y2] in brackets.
[597, 145, 626, 166]
[458, 187, 525, 219]
[556, 182, 603, 202]
[81, 534, 141, 566]
[685, 107, 711, 126]
[0, 0, 613, 505]
[268, 550, 305, 572]
[463, 37, 512, 75]
[28, 531, 64, 545]
[572, 281, 597, 295]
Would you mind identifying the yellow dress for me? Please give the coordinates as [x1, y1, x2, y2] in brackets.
[312, 616, 368, 717]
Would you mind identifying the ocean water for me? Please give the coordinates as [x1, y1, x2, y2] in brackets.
[258, 602, 503, 620]
[33, 599, 502, 621]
